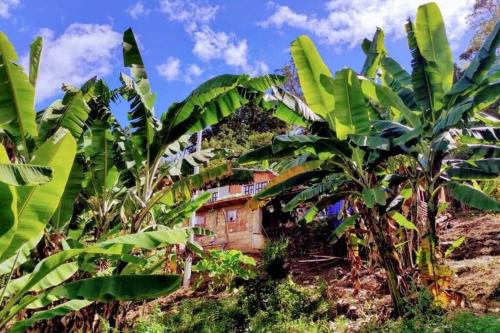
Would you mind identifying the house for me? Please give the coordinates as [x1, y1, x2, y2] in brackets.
[193, 170, 276, 253]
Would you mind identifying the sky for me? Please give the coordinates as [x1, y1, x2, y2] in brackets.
[1, 0, 476, 124]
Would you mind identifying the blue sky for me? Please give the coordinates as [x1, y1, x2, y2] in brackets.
[1, 0, 475, 124]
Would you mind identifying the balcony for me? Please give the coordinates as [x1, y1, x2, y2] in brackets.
[205, 181, 269, 203]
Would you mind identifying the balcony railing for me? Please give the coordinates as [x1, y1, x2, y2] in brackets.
[205, 181, 269, 203]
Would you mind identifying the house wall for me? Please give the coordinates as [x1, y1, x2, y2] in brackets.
[196, 203, 265, 253]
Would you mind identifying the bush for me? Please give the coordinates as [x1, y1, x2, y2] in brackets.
[162, 297, 244, 333]
[240, 277, 331, 332]
[262, 238, 289, 279]
[132, 278, 333, 333]
[134, 306, 166, 333]
[193, 249, 256, 292]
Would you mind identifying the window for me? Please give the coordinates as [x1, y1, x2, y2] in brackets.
[243, 184, 254, 195]
[255, 181, 268, 193]
[225, 209, 238, 222]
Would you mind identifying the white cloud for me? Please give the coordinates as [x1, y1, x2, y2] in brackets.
[159, 0, 219, 33]
[156, 58, 205, 83]
[0, 0, 19, 18]
[22, 24, 121, 102]
[156, 56, 181, 81]
[259, 0, 475, 49]
[187, 64, 204, 78]
[192, 25, 268, 75]
[160, 0, 268, 75]
[127, 1, 150, 20]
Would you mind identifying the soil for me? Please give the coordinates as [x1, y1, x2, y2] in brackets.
[439, 213, 500, 313]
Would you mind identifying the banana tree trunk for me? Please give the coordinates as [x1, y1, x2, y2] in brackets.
[366, 209, 406, 316]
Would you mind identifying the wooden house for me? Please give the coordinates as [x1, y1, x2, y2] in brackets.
[193, 170, 276, 253]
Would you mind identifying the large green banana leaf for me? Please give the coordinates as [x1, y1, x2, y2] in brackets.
[98, 229, 189, 249]
[51, 160, 83, 231]
[253, 160, 326, 201]
[0, 32, 38, 153]
[157, 192, 211, 227]
[380, 56, 417, 109]
[0, 129, 76, 262]
[434, 81, 499, 134]
[329, 69, 371, 140]
[28, 36, 43, 89]
[448, 22, 500, 95]
[291, 35, 334, 118]
[3, 262, 78, 298]
[266, 86, 322, 123]
[446, 160, 500, 180]
[459, 127, 500, 142]
[0, 145, 17, 259]
[282, 175, 347, 212]
[159, 162, 233, 205]
[0, 163, 52, 186]
[155, 74, 249, 156]
[446, 181, 500, 211]
[9, 300, 92, 333]
[360, 78, 420, 127]
[38, 90, 90, 141]
[83, 119, 117, 194]
[186, 87, 250, 133]
[188, 75, 286, 133]
[122, 28, 157, 151]
[406, 20, 434, 114]
[4, 244, 126, 303]
[47, 274, 180, 301]
[361, 28, 385, 79]
[466, 144, 500, 159]
[414, 2, 453, 111]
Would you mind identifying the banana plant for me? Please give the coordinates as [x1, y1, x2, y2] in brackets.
[357, 4, 500, 259]
[0, 27, 268, 330]
[0, 228, 192, 331]
[110, 28, 287, 234]
[240, 3, 500, 314]
[327, 2, 499, 307]
[239, 35, 414, 314]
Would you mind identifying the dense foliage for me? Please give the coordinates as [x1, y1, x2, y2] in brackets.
[240, 2, 500, 315]
[0, 26, 292, 331]
[0, 1, 498, 331]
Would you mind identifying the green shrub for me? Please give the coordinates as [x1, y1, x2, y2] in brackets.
[262, 238, 289, 279]
[241, 277, 331, 331]
[193, 249, 256, 292]
[161, 297, 244, 333]
[132, 278, 333, 332]
[134, 306, 165, 333]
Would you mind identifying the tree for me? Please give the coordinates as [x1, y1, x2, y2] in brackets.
[460, 0, 499, 60]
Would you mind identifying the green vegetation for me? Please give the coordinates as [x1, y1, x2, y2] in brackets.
[240, 2, 500, 314]
[0, 1, 498, 332]
[262, 237, 289, 279]
[193, 249, 256, 292]
[0, 26, 287, 331]
[134, 278, 331, 333]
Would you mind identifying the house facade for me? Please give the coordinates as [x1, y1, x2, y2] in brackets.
[194, 170, 275, 253]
